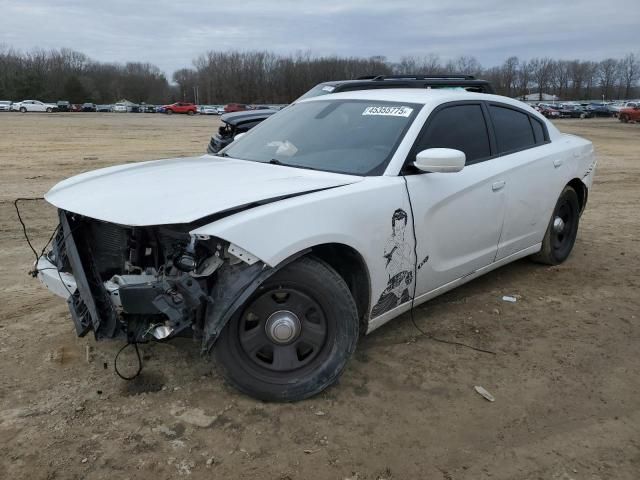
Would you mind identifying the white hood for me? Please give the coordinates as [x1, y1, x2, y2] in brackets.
[45, 155, 363, 226]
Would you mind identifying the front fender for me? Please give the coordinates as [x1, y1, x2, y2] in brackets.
[190, 176, 414, 320]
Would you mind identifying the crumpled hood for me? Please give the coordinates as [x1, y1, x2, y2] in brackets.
[45, 155, 363, 226]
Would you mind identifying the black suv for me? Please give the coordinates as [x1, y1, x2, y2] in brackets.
[207, 75, 495, 154]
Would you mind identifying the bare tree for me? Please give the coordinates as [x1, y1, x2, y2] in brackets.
[529, 57, 554, 101]
[620, 53, 639, 99]
[1, 46, 639, 104]
[598, 58, 619, 100]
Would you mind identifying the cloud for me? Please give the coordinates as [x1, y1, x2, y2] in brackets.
[1, 0, 638, 75]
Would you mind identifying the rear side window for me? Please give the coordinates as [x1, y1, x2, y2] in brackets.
[417, 104, 491, 164]
[530, 117, 545, 144]
[489, 105, 536, 153]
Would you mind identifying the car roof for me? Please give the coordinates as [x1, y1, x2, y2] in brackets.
[321, 75, 495, 94]
[298, 87, 518, 108]
[298, 88, 555, 135]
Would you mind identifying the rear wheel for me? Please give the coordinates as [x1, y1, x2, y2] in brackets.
[46, 107, 52, 113]
[531, 186, 580, 265]
[214, 256, 359, 401]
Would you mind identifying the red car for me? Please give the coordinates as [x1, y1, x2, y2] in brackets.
[619, 104, 640, 123]
[163, 102, 197, 115]
[538, 106, 561, 119]
[224, 103, 248, 113]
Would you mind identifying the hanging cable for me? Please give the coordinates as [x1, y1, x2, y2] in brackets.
[114, 342, 143, 380]
[401, 176, 496, 356]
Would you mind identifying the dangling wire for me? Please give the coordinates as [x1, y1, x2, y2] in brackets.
[114, 342, 143, 380]
[401, 176, 496, 356]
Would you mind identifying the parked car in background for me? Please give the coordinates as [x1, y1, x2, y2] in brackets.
[37, 88, 596, 401]
[96, 104, 112, 112]
[216, 106, 225, 115]
[608, 101, 638, 116]
[71, 104, 83, 112]
[12, 100, 58, 112]
[156, 105, 166, 114]
[113, 103, 128, 113]
[207, 108, 278, 153]
[586, 103, 613, 117]
[139, 104, 156, 113]
[82, 103, 96, 112]
[224, 103, 248, 113]
[618, 104, 640, 123]
[200, 105, 219, 115]
[163, 102, 197, 115]
[555, 105, 592, 119]
[0, 100, 12, 112]
[57, 101, 71, 112]
[538, 105, 561, 119]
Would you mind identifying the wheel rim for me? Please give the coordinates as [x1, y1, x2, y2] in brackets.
[550, 199, 575, 257]
[237, 287, 328, 373]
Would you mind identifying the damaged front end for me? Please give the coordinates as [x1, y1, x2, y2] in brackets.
[38, 210, 279, 351]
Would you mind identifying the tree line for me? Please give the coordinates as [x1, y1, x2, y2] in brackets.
[0, 46, 171, 104]
[1, 45, 638, 104]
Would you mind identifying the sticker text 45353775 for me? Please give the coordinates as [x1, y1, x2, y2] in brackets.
[362, 106, 414, 117]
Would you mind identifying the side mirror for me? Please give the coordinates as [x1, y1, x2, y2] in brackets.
[414, 148, 465, 173]
[233, 132, 247, 141]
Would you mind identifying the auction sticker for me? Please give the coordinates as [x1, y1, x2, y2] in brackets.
[362, 106, 413, 117]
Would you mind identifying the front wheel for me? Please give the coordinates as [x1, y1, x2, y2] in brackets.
[214, 256, 359, 402]
[166, 109, 173, 115]
[531, 186, 580, 265]
[187, 110, 195, 116]
[620, 114, 628, 123]
[19, 107, 26, 113]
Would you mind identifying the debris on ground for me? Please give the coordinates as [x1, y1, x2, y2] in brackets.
[502, 295, 517, 303]
[474, 385, 496, 402]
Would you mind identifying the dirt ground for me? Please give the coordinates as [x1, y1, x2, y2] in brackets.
[0, 113, 638, 480]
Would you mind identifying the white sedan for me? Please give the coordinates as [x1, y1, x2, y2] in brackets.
[13, 100, 58, 113]
[36, 88, 596, 401]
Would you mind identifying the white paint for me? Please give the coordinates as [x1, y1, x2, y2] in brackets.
[44, 155, 363, 226]
[36, 257, 76, 299]
[40, 88, 596, 335]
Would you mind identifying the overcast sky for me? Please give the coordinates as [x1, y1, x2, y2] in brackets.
[1, 0, 638, 76]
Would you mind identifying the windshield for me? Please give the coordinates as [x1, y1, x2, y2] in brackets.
[222, 99, 420, 176]
[294, 83, 338, 102]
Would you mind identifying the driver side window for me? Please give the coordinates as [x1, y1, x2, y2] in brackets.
[414, 104, 491, 165]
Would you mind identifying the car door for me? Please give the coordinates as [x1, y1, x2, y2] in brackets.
[486, 103, 559, 260]
[404, 102, 507, 297]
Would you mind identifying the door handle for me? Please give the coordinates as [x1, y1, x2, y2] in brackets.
[553, 158, 564, 168]
[492, 180, 506, 192]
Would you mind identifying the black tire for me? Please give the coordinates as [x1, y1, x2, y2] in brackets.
[166, 109, 173, 115]
[19, 107, 26, 113]
[214, 255, 359, 402]
[46, 107, 52, 113]
[187, 110, 195, 116]
[531, 186, 580, 265]
[620, 114, 628, 123]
